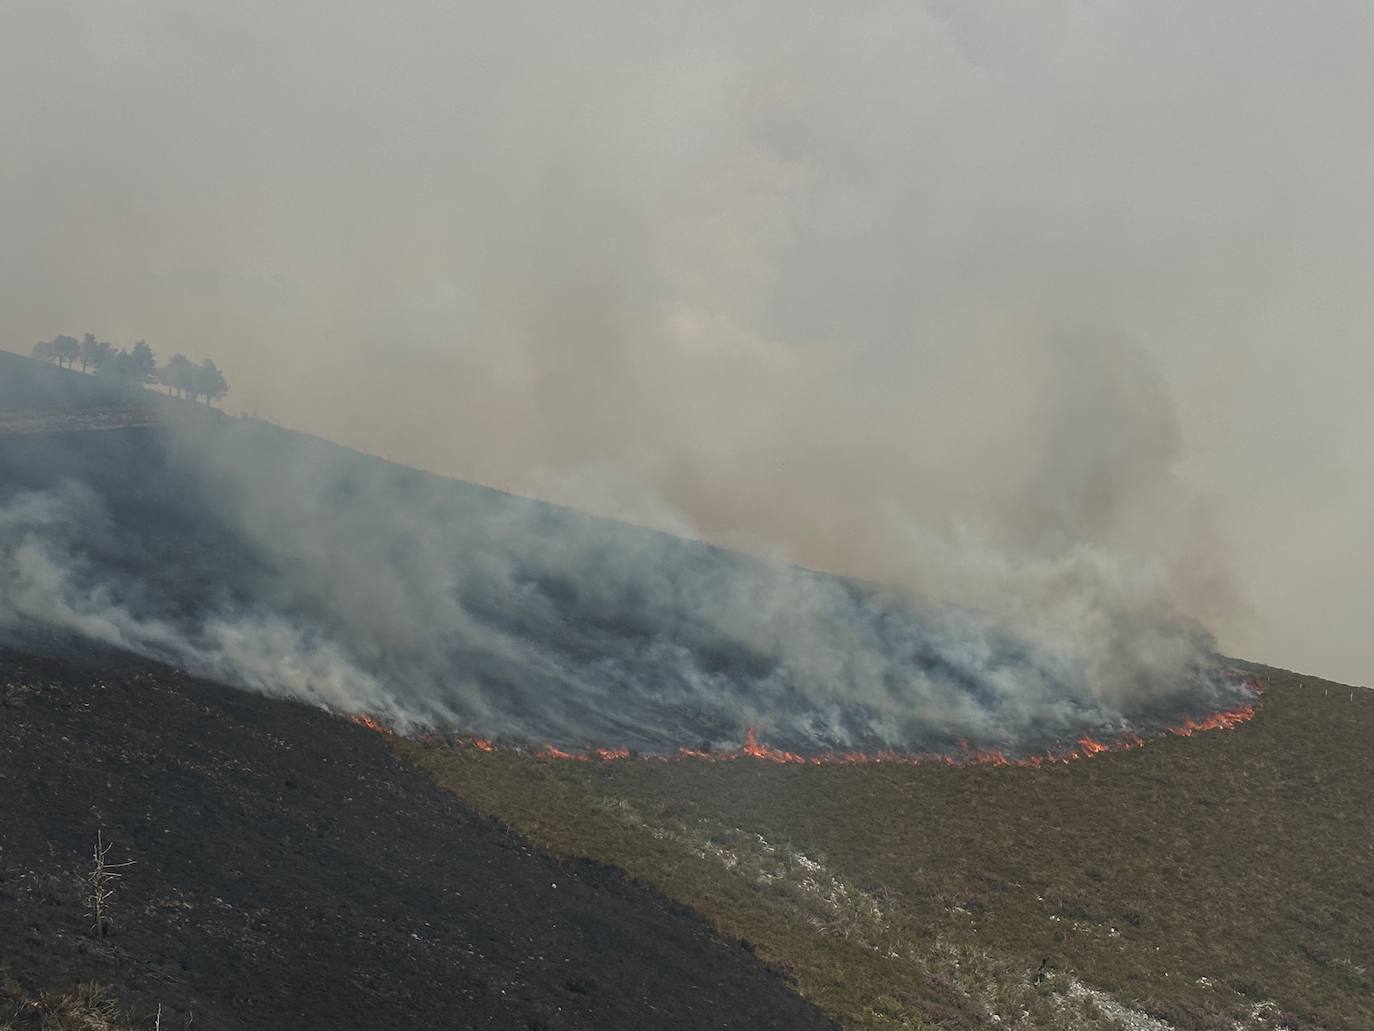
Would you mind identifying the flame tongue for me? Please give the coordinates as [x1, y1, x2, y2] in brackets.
[1167, 706, 1256, 736]
[741, 726, 808, 764]
[347, 714, 392, 735]
[1077, 735, 1110, 755]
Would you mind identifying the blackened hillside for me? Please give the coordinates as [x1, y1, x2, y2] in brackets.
[0, 642, 833, 1030]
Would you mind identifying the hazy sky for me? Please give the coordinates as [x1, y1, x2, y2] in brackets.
[3, 1, 1371, 685]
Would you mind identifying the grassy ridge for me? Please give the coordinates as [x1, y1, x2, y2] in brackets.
[399, 667, 1373, 1030]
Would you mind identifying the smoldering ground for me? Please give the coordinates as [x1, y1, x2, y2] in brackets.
[0, 400, 1246, 754]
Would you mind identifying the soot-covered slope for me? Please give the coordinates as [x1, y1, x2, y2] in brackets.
[0, 641, 833, 1030]
[0, 350, 1248, 756]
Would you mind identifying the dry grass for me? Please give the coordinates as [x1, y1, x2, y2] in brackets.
[0, 981, 132, 1031]
[398, 666, 1373, 1030]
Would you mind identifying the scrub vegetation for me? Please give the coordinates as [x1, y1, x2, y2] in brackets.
[401, 666, 1373, 1030]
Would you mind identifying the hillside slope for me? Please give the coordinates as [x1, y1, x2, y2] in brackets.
[0, 641, 833, 1030]
[401, 665, 1373, 1030]
[7, 348, 1364, 1029]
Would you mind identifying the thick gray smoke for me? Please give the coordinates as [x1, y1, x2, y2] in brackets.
[0, 408, 1240, 752]
[2, 3, 1371, 686]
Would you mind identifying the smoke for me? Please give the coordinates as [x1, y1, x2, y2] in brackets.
[0, 480, 393, 714]
[0, 413, 1241, 751]
[2, 3, 1372, 685]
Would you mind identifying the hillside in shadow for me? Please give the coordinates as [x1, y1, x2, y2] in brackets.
[0, 641, 832, 1030]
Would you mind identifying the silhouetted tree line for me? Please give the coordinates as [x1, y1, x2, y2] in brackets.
[32, 334, 229, 405]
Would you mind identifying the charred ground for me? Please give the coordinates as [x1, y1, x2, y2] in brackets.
[0, 640, 832, 1030]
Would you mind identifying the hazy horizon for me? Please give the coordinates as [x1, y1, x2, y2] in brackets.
[3, 2, 1371, 688]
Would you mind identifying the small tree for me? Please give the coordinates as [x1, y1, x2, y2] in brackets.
[195, 359, 229, 406]
[158, 354, 197, 399]
[86, 830, 133, 938]
[31, 339, 55, 363]
[81, 335, 112, 373]
[96, 348, 141, 383]
[52, 335, 80, 368]
[131, 340, 157, 383]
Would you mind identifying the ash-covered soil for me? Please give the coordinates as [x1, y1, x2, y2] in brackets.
[0, 641, 833, 1030]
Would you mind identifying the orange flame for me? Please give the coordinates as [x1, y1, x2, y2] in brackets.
[533, 744, 579, 760]
[1166, 703, 1257, 736]
[346, 675, 1263, 769]
[1077, 734, 1110, 755]
[347, 713, 392, 735]
[741, 726, 808, 764]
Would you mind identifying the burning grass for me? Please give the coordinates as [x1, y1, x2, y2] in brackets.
[362, 676, 1261, 769]
[396, 665, 1373, 1030]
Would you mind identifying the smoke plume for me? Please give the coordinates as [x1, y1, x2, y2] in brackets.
[0, 410, 1242, 752]
[2, 3, 1372, 687]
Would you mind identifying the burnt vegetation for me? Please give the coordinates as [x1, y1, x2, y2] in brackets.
[0, 645, 833, 1031]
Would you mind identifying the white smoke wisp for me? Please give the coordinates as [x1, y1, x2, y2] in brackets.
[0, 483, 422, 728]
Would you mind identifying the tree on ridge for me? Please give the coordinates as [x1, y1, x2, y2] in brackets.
[80, 334, 112, 373]
[131, 341, 157, 384]
[31, 333, 228, 405]
[32, 335, 80, 368]
[157, 354, 197, 400]
[194, 359, 229, 406]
